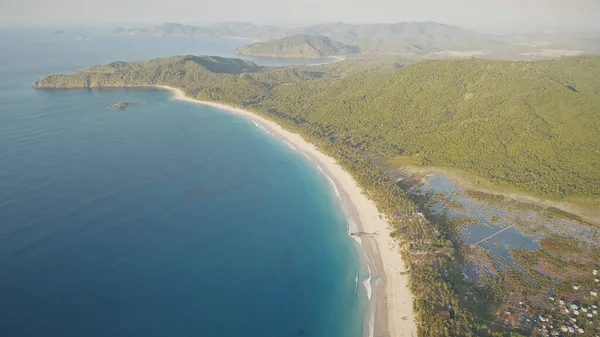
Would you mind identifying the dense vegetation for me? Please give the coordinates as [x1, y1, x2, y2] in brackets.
[34, 55, 600, 336]
[233, 34, 359, 58]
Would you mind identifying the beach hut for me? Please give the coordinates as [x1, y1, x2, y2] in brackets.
[434, 308, 452, 319]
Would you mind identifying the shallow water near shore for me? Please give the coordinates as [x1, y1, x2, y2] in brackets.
[0, 31, 365, 337]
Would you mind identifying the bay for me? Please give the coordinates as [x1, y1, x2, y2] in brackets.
[0, 30, 364, 337]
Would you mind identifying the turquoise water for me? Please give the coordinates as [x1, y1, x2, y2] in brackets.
[0, 31, 364, 336]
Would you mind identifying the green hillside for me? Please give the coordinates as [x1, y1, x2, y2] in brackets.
[269, 56, 600, 197]
[233, 34, 359, 58]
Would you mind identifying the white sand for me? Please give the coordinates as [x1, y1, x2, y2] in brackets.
[157, 85, 417, 337]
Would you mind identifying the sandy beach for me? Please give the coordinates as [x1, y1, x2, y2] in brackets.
[157, 85, 417, 337]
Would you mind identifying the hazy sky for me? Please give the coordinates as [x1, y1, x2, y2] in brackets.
[2, 0, 600, 31]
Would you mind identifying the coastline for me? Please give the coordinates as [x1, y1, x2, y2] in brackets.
[156, 85, 417, 337]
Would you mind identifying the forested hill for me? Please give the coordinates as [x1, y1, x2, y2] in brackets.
[285, 56, 600, 198]
[33, 55, 600, 198]
[32, 56, 264, 88]
[233, 35, 359, 58]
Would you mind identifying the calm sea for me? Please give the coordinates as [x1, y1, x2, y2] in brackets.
[0, 30, 365, 337]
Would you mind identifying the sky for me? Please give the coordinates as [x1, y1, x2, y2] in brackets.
[2, 0, 600, 32]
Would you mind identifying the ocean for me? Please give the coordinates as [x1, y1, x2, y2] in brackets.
[0, 30, 365, 336]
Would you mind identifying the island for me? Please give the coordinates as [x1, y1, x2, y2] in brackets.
[32, 54, 600, 337]
[233, 34, 359, 58]
[109, 101, 130, 108]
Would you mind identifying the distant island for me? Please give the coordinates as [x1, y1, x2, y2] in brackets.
[233, 34, 359, 58]
[112, 21, 600, 58]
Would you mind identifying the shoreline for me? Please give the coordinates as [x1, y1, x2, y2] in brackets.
[157, 85, 417, 337]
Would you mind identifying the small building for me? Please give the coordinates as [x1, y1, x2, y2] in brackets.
[561, 325, 568, 332]
[587, 313, 593, 318]
[565, 308, 570, 313]
[577, 328, 584, 334]
[568, 326, 575, 333]
[591, 290, 598, 297]
[574, 309, 579, 315]
[570, 304, 579, 310]
[594, 278, 599, 283]
[573, 285, 580, 290]
[593, 269, 598, 276]
[434, 308, 452, 319]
